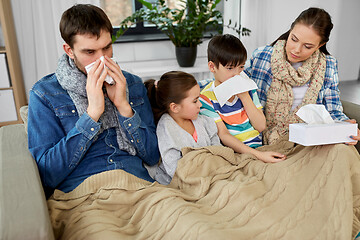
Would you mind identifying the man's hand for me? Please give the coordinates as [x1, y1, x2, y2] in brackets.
[86, 59, 107, 122]
[103, 56, 133, 118]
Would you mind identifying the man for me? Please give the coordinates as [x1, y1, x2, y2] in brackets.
[27, 4, 159, 196]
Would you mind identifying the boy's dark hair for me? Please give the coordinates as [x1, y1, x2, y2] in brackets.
[145, 71, 197, 124]
[207, 34, 247, 68]
[60, 4, 113, 48]
[271, 7, 333, 55]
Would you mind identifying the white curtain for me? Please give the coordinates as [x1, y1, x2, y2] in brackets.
[238, 0, 360, 81]
[11, 0, 99, 100]
[223, 1, 271, 59]
[239, 0, 272, 58]
[9, 0, 359, 99]
[222, 1, 241, 37]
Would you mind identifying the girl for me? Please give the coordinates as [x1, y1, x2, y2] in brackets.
[144, 71, 221, 185]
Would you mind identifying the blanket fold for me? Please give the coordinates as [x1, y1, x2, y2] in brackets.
[48, 141, 360, 240]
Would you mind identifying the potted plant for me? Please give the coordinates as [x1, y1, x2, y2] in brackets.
[113, 0, 250, 67]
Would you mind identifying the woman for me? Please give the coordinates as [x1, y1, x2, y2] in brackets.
[245, 7, 360, 145]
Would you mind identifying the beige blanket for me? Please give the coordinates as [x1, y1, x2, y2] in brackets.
[48, 141, 360, 240]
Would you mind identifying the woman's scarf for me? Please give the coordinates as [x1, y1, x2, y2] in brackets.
[56, 54, 136, 155]
[264, 40, 326, 145]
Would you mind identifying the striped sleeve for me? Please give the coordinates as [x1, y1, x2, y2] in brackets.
[249, 89, 263, 110]
[199, 83, 222, 122]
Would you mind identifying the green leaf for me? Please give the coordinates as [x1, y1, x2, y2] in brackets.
[112, 0, 251, 46]
[136, 0, 153, 10]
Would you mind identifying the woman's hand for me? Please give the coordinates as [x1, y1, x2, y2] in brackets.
[344, 119, 359, 145]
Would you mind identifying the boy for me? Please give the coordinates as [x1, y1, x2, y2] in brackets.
[199, 34, 286, 163]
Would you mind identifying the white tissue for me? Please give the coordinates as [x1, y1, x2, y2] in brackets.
[296, 104, 335, 124]
[213, 71, 258, 106]
[85, 56, 116, 85]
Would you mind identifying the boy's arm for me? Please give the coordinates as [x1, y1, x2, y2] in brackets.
[216, 121, 285, 163]
[216, 120, 260, 156]
[237, 91, 266, 132]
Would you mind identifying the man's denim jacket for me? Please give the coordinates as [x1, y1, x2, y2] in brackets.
[28, 71, 160, 193]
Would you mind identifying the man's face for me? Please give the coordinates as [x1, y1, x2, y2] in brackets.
[64, 29, 113, 73]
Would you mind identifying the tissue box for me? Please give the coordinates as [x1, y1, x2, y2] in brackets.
[289, 122, 358, 146]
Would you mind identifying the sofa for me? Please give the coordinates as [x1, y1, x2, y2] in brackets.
[1, 101, 359, 240]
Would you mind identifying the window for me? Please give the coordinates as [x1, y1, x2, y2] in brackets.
[100, 0, 224, 42]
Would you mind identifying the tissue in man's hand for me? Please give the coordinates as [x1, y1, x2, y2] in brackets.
[85, 56, 116, 85]
[289, 104, 357, 146]
[213, 72, 258, 106]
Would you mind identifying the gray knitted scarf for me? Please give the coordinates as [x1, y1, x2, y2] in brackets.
[56, 54, 136, 155]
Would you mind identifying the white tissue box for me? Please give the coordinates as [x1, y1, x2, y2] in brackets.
[289, 122, 358, 146]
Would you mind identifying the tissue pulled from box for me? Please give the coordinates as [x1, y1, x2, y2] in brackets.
[213, 72, 258, 106]
[85, 56, 116, 85]
[289, 104, 357, 146]
[296, 104, 335, 124]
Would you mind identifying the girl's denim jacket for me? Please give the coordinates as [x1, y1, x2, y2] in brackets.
[28, 71, 159, 193]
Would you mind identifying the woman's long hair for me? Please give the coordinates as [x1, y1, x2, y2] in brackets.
[271, 7, 333, 55]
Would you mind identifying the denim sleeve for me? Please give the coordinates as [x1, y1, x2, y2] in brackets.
[28, 90, 101, 189]
[117, 83, 160, 166]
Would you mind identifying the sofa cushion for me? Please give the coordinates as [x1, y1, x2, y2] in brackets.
[0, 124, 54, 239]
[341, 100, 360, 152]
[20, 105, 28, 133]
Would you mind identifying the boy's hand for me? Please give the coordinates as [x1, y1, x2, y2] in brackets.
[255, 151, 287, 163]
[236, 91, 250, 100]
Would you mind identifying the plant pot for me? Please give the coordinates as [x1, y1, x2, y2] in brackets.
[175, 46, 197, 67]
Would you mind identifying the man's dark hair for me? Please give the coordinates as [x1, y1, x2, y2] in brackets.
[207, 34, 247, 68]
[60, 4, 113, 48]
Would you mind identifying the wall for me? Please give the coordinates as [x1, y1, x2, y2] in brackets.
[112, 39, 212, 82]
[5, 0, 359, 101]
[7, 0, 212, 100]
[335, 1, 360, 81]
[240, 0, 360, 81]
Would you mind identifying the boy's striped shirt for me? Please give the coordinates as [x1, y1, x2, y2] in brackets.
[199, 81, 263, 148]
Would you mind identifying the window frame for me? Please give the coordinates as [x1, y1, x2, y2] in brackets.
[112, 0, 223, 43]
[112, 1, 164, 43]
